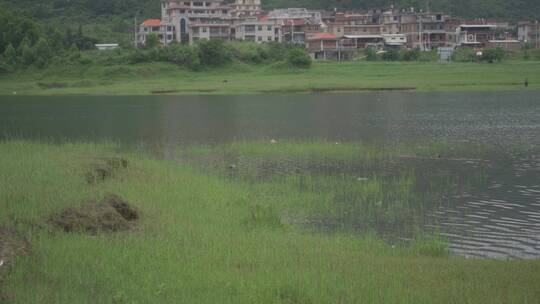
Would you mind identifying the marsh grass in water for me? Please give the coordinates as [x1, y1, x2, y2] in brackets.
[1, 141, 539, 303]
[177, 140, 490, 234]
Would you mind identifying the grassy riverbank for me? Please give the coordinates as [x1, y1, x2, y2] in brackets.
[1, 141, 539, 303]
[1, 60, 539, 95]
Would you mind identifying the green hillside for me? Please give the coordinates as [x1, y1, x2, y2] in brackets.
[263, 0, 540, 21]
[0, 0, 539, 21]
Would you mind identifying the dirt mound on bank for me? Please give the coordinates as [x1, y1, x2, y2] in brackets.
[50, 194, 139, 234]
[0, 228, 29, 288]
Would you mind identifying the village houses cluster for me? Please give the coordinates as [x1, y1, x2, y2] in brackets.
[137, 0, 540, 60]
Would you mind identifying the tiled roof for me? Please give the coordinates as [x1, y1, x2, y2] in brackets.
[142, 19, 162, 27]
[308, 32, 338, 40]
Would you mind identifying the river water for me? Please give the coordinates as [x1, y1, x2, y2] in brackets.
[1, 91, 539, 259]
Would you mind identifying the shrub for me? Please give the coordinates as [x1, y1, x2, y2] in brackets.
[78, 55, 93, 65]
[382, 49, 401, 61]
[265, 42, 290, 62]
[228, 42, 266, 64]
[417, 50, 438, 62]
[127, 49, 156, 64]
[165, 44, 200, 69]
[3, 44, 17, 66]
[365, 48, 378, 61]
[197, 39, 231, 66]
[531, 49, 540, 60]
[452, 47, 476, 62]
[286, 48, 312, 68]
[68, 43, 81, 61]
[402, 49, 419, 61]
[480, 48, 505, 63]
[0, 62, 11, 73]
[145, 33, 160, 49]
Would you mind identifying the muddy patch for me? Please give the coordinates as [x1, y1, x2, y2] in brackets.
[0, 227, 28, 280]
[49, 194, 139, 234]
[37, 82, 68, 89]
[86, 157, 128, 184]
[151, 89, 180, 94]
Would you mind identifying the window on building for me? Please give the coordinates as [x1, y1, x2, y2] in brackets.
[267, 25, 272, 31]
[202, 27, 207, 33]
[258, 25, 263, 31]
[267, 36, 272, 41]
[258, 36, 262, 41]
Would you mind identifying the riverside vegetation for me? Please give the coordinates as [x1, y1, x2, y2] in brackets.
[1, 140, 540, 303]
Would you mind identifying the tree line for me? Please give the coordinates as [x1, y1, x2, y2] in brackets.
[263, 0, 540, 21]
[1, 0, 538, 21]
[0, 9, 98, 72]
[0, 11, 312, 73]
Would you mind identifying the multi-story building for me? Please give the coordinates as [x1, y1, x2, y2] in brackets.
[235, 18, 281, 42]
[162, 0, 233, 44]
[398, 10, 456, 50]
[457, 23, 498, 47]
[231, 0, 262, 18]
[137, 1, 522, 61]
[518, 21, 540, 48]
[266, 8, 323, 44]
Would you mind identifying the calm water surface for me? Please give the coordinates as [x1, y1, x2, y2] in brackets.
[1, 91, 539, 259]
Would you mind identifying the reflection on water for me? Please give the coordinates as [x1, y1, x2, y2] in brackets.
[1, 91, 539, 259]
[428, 152, 540, 259]
[1, 91, 539, 145]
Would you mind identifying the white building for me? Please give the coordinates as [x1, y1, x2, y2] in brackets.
[231, 0, 262, 18]
[235, 18, 281, 42]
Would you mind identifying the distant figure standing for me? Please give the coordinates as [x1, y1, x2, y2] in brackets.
[525, 78, 529, 87]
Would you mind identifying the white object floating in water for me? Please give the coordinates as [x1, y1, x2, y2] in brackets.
[12, 91, 17, 95]
[357, 177, 369, 181]
[0, 260, 4, 267]
[270, 139, 278, 144]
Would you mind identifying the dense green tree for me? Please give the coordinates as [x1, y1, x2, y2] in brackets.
[382, 49, 401, 61]
[481, 48, 505, 63]
[33, 38, 52, 68]
[145, 33, 160, 49]
[1, 0, 538, 22]
[3, 44, 17, 65]
[20, 42, 36, 65]
[68, 43, 81, 61]
[165, 44, 200, 69]
[197, 39, 231, 66]
[287, 48, 312, 68]
[365, 48, 378, 61]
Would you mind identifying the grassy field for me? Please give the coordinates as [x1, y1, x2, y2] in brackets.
[0, 60, 539, 96]
[1, 140, 539, 303]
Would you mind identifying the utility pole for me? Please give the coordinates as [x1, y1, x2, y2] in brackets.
[536, 20, 539, 49]
[134, 17, 138, 48]
[419, 12, 424, 51]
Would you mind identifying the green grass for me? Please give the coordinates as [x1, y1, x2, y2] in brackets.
[1, 60, 539, 96]
[1, 140, 539, 303]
